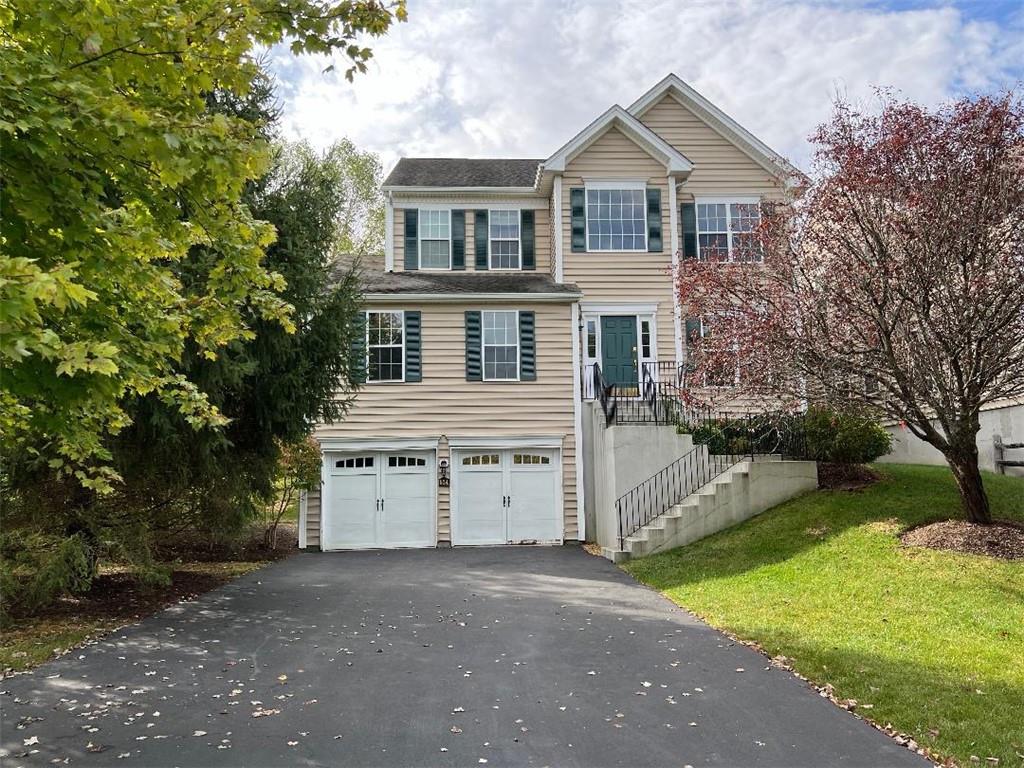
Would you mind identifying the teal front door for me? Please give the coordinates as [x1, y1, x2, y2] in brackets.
[600, 315, 638, 391]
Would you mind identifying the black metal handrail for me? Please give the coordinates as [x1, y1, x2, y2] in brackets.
[592, 363, 616, 426]
[616, 446, 748, 549]
[614, 409, 812, 548]
[585, 361, 687, 426]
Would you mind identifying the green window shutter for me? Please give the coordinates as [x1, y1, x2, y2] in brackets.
[474, 210, 488, 270]
[646, 187, 662, 252]
[519, 311, 536, 381]
[681, 203, 697, 259]
[570, 188, 586, 252]
[521, 209, 535, 270]
[451, 210, 466, 270]
[684, 317, 702, 373]
[404, 209, 419, 270]
[404, 311, 422, 382]
[350, 311, 367, 384]
[465, 310, 482, 380]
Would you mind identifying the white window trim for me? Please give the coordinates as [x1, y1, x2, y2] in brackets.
[481, 309, 520, 382]
[487, 208, 522, 271]
[697, 315, 741, 388]
[694, 196, 761, 263]
[366, 309, 405, 384]
[417, 207, 452, 271]
[584, 180, 649, 253]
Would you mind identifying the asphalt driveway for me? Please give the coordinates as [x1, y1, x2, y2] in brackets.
[1, 547, 927, 767]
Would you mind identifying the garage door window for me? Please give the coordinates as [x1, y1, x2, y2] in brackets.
[389, 455, 427, 467]
[367, 310, 404, 382]
[513, 453, 550, 465]
[462, 453, 500, 466]
[336, 456, 374, 468]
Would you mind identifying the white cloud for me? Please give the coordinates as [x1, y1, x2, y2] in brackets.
[268, 0, 1023, 174]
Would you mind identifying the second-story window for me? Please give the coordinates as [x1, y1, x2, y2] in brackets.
[367, 310, 404, 382]
[489, 210, 521, 269]
[586, 187, 647, 252]
[482, 310, 519, 381]
[696, 200, 761, 262]
[419, 209, 451, 269]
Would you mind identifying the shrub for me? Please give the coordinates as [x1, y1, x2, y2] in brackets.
[804, 406, 892, 464]
[0, 529, 94, 620]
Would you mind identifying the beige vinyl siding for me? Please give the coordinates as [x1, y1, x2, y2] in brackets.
[637, 93, 784, 199]
[560, 126, 676, 362]
[313, 301, 577, 544]
[393, 206, 550, 273]
[304, 488, 321, 549]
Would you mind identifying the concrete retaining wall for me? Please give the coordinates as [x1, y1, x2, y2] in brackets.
[878, 401, 1024, 477]
[584, 402, 694, 549]
[642, 459, 819, 557]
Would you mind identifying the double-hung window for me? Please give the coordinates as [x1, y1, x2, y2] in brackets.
[482, 310, 519, 381]
[696, 199, 762, 262]
[586, 183, 647, 252]
[692, 314, 739, 387]
[419, 209, 451, 269]
[367, 310, 404, 382]
[489, 210, 521, 269]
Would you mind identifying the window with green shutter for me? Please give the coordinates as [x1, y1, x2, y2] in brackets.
[519, 311, 536, 380]
[646, 187, 662, 252]
[474, 211, 488, 270]
[570, 188, 585, 252]
[403, 210, 418, 270]
[451, 210, 466, 270]
[465, 310, 482, 380]
[350, 311, 367, 384]
[681, 203, 697, 259]
[521, 210, 535, 270]
[404, 311, 422, 382]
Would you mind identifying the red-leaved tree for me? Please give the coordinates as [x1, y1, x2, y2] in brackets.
[677, 91, 1024, 524]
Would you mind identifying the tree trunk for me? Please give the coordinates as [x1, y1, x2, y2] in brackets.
[944, 443, 992, 525]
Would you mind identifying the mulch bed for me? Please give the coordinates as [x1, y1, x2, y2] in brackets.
[151, 523, 298, 563]
[818, 462, 882, 491]
[14, 569, 240, 625]
[901, 519, 1024, 560]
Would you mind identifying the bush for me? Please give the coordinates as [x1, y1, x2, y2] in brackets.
[804, 406, 892, 464]
[0, 529, 94, 620]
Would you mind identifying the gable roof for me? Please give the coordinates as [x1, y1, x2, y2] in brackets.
[383, 158, 542, 189]
[628, 73, 801, 181]
[542, 105, 693, 175]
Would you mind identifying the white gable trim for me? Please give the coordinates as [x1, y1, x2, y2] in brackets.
[543, 105, 693, 175]
[628, 74, 801, 182]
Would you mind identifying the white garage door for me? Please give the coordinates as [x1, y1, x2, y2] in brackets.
[322, 451, 435, 550]
[452, 448, 561, 545]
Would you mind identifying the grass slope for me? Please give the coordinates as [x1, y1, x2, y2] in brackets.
[624, 464, 1024, 767]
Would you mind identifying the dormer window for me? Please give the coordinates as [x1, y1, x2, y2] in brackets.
[419, 209, 451, 269]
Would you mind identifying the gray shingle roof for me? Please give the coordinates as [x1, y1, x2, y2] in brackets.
[360, 271, 580, 297]
[383, 158, 542, 188]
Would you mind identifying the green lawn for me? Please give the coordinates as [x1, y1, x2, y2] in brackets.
[624, 464, 1024, 767]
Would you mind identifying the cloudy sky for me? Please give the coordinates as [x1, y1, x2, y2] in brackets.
[267, 0, 1024, 175]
